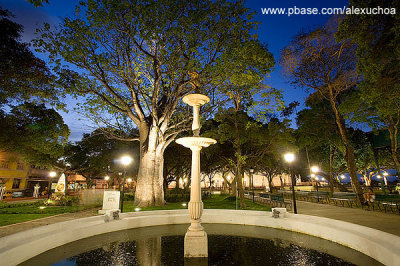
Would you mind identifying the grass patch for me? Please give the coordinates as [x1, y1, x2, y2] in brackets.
[0, 194, 271, 226]
[0, 214, 56, 226]
[123, 194, 271, 212]
[0, 202, 99, 226]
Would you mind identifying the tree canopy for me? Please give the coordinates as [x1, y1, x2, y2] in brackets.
[337, 0, 400, 172]
[0, 103, 69, 167]
[0, 7, 56, 106]
[35, 0, 276, 206]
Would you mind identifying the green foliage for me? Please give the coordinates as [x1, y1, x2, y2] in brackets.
[337, 0, 400, 120]
[65, 128, 139, 178]
[34, 0, 275, 145]
[337, 0, 400, 171]
[163, 142, 191, 186]
[0, 7, 58, 106]
[26, 0, 50, 7]
[164, 193, 190, 203]
[123, 193, 135, 201]
[0, 103, 70, 167]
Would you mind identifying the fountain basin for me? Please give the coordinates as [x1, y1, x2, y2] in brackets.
[1, 210, 399, 265]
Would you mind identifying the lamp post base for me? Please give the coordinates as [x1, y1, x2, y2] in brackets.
[184, 229, 208, 257]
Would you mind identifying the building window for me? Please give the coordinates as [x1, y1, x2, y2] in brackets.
[12, 179, 21, 189]
[0, 161, 9, 169]
[17, 163, 24, 170]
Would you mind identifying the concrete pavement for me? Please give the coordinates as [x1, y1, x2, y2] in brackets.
[296, 200, 400, 237]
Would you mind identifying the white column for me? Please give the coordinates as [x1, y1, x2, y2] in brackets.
[192, 105, 200, 134]
[188, 145, 203, 231]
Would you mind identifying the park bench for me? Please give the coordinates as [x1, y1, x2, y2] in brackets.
[373, 194, 400, 214]
[308, 191, 329, 203]
[259, 192, 271, 204]
[330, 192, 358, 207]
[295, 191, 310, 201]
[270, 194, 292, 210]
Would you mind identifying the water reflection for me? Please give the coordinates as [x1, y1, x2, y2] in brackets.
[21, 224, 381, 266]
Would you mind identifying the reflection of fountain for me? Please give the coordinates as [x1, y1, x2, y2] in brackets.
[176, 94, 216, 257]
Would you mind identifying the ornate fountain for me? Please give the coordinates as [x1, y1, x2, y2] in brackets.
[176, 94, 216, 257]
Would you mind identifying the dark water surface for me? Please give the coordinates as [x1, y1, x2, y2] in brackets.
[22, 224, 381, 266]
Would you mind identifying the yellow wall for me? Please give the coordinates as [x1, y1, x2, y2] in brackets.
[0, 152, 29, 191]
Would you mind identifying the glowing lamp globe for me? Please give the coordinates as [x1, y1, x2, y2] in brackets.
[284, 153, 295, 163]
[120, 156, 133, 166]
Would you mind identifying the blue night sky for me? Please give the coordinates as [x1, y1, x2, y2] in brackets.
[1, 0, 349, 141]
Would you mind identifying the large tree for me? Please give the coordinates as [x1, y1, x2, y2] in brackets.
[280, 18, 365, 201]
[337, 0, 400, 172]
[36, 0, 273, 206]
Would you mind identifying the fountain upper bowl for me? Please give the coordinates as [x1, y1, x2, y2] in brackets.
[176, 137, 217, 148]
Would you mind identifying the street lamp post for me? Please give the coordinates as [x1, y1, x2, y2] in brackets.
[284, 153, 297, 214]
[250, 168, 255, 203]
[119, 155, 133, 213]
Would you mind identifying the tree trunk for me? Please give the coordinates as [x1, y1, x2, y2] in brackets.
[230, 175, 237, 197]
[234, 110, 246, 208]
[387, 120, 400, 173]
[328, 92, 364, 202]
[134, 127, 165, 207]
[328, 145, 335, 195]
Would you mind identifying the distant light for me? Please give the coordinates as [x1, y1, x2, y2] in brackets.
[377, 175, 382, 179]
[105, 176, 110, 181]
[227, 175, 231, 180]
[311, 166, 319, 173]
[49, 171, 56, 177]
[127, 178, 132, 183]
[284, 153, 295, 163]
[340, 175, 345, 179]
[182, 203, 187, 207]
[134, 208, 141, 212]
[120, 156, 133, 166]
[311, 174, 315, 178]
[39, 206, 46, 209]
[383, 172, 388, 176]
[184, 178, 188, 183]
[322, 178, 326, 181]
[250, 168, 255, 173]
[315, 177, 319, 181]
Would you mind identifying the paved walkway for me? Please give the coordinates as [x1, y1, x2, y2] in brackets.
[0, 209, 99, 238]
[296, 201, 400, 237]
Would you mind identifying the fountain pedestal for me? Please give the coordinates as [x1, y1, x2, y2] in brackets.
[176, 94, 216, 258]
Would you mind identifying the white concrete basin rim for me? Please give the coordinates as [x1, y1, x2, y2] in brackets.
[176, 137, 217, 148]
[1, 209, 399, 266]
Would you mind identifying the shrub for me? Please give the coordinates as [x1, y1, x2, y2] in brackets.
[165, 193, 190, 202]
[44, 193, 80, 206]
[124, 193, 135, 201]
